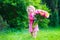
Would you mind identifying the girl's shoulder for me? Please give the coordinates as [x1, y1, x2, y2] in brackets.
[35, 9, 41, 14]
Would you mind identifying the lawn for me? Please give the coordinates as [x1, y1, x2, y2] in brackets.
[0, 27, 60, 40]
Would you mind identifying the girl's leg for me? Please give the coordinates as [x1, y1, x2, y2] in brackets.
[31, 32, 33, 36]
[30, 29, 36, 38]
[33, 31, 37, 38]
[32, 24, 38, 38]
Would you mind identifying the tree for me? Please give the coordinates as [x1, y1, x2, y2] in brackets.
[0, 0, 50, 29]
[42, 0, 59, 27]
[0, 15, 9, 30]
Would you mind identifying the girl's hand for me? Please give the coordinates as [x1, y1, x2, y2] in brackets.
[44, 12, 49, 18]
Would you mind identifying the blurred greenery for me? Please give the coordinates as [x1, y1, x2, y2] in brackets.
[0, 15, 9, 30]
[42, 0, 59, 26]
[0, 0, 50, 30]
[0, 0, 60, 40]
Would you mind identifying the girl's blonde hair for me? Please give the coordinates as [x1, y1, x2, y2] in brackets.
[26, 5, 35, 13]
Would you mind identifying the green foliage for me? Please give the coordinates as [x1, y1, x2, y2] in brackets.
[0, 0, 50, 29]
[0, 15, 9, 30]
[39, 18, 50, 28]
[42, 0, 59, 26]
[0, 27, 60, 40]
[0, 0, 29, 29]
[33, 13, 50, 28]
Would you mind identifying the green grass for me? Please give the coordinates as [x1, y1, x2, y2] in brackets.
[0, 27, 60, 40]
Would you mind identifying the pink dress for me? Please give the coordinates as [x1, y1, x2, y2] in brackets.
[29, 10, 39, 33]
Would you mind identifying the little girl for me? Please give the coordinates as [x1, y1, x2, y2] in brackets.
[26, 5, 49, 38]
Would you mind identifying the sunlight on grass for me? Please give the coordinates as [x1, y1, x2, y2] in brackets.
[0, 28, 60, 40]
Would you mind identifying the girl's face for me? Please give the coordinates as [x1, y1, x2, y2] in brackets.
[28, 6, 35, 13]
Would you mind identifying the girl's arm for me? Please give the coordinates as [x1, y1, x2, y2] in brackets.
[35, 9, 49, 18]
[35, 10, 41, 14]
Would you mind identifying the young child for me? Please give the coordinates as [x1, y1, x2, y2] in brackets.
[26, 5, 49, 38]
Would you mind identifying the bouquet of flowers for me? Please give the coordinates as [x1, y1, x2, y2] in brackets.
[32, 10, 49, 28]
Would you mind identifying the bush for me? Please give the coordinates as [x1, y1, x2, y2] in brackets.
[0, 0, 50, 29]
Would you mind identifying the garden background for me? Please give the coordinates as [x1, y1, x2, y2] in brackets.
[0, 0, 60, 40]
